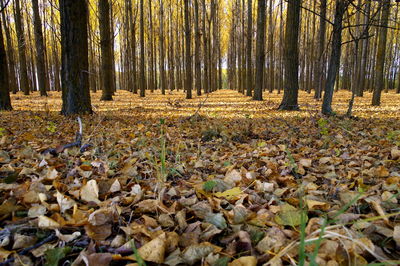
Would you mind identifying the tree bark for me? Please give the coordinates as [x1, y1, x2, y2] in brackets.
[99, 0, 113, 100]
[253, 0, 266, 101]
[139, 0, 146, 97]
[14, 0, 30, 95]
[1, 1, 18, 94]
[160, 0, 166, 95]
[60, 0, 92, 115]
[246, 0, 253, 96]
[0, 15, 12, 110]
[194, 0, 202, 96]
[278, 0, 301, 110]
[184, 0, 192, 99]
[322, 0, 349, 115]
[32, 0, 48, 96]
[372, 0, 390, 106]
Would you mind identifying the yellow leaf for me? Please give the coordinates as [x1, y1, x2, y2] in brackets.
[214, 187, 243, 200]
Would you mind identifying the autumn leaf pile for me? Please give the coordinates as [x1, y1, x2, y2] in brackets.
[0, 90, 399, 265]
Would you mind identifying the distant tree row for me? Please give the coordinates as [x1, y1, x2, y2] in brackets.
[0, 0, 399, 115]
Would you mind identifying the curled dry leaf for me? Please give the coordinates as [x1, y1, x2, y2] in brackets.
[80, 180, 100, 204]
[138, 232, 167, 263]
[38, 215, 60, 229]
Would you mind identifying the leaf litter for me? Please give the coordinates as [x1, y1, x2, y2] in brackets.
[0, 90, 399, 265]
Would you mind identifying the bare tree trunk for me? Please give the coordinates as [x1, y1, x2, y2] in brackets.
[202, 0, 209, 94]
[372, 0, 390, 106]
[194, 0, 202, 96]
[184, 0, 192, 99]
[60, 0, 92, 115]
[246, 0, 253, 96]
[0, 14, 12, 110]
[159, 0, 166, 95]
[99, 0, 113, 100]
[322, 0, 349, 115]
[32, 0, 48, 96]
[278, 0, 301, 110]
[253, 0, 266, 101]
[139, 0, 146, 97]
[14, 0, 30, 95]
[1, 2, 18, 93]
[314, 0, 326, 99]
[267, 0, 274, 93]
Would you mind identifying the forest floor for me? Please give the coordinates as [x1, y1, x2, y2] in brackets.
[0, 90, 399, 265]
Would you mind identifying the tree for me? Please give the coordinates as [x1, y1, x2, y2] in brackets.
[246, 0, 253, 97]
[372, 0, 391, 106]
[159, 0, 166, 95]
[14, 0, 30, 95]
[32, 0, 48, 97]
[314, 0, 327, 99]
[278, 0, 301, 110]
[184, 0, 192, 99]
[60, 0, 92, 115]
[139, 0, 146, 97]
[253, 0, 266, 101]
[322, 0, 351, 115]
[0, 11, 12, 110]
[194, 0, 202, 96]
[99, 0, 113, 101]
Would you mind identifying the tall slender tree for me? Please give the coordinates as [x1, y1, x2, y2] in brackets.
[372, 0, 391, 106]
[184, 0, 192, 99]
[14, 0, 30, 95]
[322, 0, 351, 115]
[160, 0, 166, 95]
[253, 0, 266, 101]
[314, 0, 327, 99]
[0, 10, 12, 110]
[60, 0, 92, 115]
[246, 0, 253, 96]
[194, 0, 202, 96]
[278, 0, 301, 110]
[139, 0, 146, 97]
[32, 0, 48, 96]
[99, 0, 113, 101]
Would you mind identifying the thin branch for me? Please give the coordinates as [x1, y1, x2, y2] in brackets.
[0, 0, 10, 13]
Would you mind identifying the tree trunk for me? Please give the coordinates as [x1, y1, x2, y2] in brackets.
[357, 0, 371, 97]
[253, 0, 266, 101]
[194, 0, 202, 96]
[32, 0, 48, 96]
[0, 15, 12, 110]
[278, 0, 301, 110]
[184, 0, 192, 99]
[322, 0, 349, 115]
[246, 0, 253, 96]
[14, 0, 30, 95]
[267, 0, 274, 93]
[1, 2, 18, 94]
[99, 0, 113, 100]
[160, 0, 166, 95]
[60, 0, 92, 115]
[139, 0, 146, 97]
[372, 0, 390, 106]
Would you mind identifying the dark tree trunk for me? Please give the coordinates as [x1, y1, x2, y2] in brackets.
[14, 0, 30, 95]
[32, 0, 48, 96]
[314, 0, 327, 100]
[139, 0, 146, 97]
[322, 0, 349, 115]
[1, 2, 18, 94]
[246, 0, 253, 96]
[278, 0, 301, 110]
[60, 0, 92, 115]
[0, 15, 12, 110]
[357, 0, 371, 97]
[253, 0, 266, 101]
[99, 0, 113, 101]
[194, 0, 202, 96]
[184, 0, 192, 99]
[372, 0, 390, 106]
